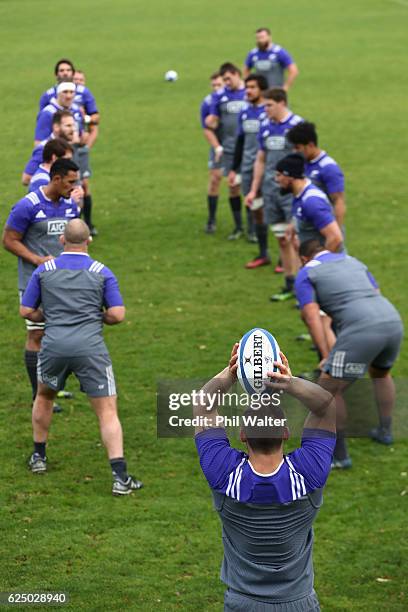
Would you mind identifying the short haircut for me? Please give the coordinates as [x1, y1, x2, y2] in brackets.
[210, 71, 221, 80]
[54, 58, 75, 75]
[50, 158, 79, 179]
[74, 69, 84, 75]
[42, 139, 73, 163]
[287, 121, 318, 146]
[264, 87, 287, 104]
[64, 219, 90, 244]
[256, 27, 271, 35]
[299, 238, 324, 259]
[219, 62, 241, 76]
[245, 74, 268, 91]
[52, 110, 74, 125]
[243, 401, 286, 453]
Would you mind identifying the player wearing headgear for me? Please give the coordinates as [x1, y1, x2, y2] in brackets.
[228, 74, 267, 247]
[35, 81, 84, 145]
[194, 344, 336, 610]
[275, 153, 343, 252]
[295, 239, 403, 467]
[287, 122, 346, 227]
[20, 219, 143, 496]
[2, 159, 82, 411]
[206, 63, 247, 239]
[245, 89, 303, 300]
[23, 110, 76, 185]
[28, 139, 74, 192]
[200, 72, 224, 234]
[243, 27, 299, 89]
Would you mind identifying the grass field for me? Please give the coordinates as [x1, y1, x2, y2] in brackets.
[0, 0, 407, 610]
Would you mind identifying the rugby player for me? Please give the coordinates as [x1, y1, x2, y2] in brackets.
[243, 27, 299, 89]
[205, 63, 247, 239]
[295, 239, 403, 467]
[195, 344, 335, 610]
[228, 74, 267, 248]
[287, 122, 346, 227]
[20, 220, 143, 496]
[3, 159, 81, 410]
[35, 81, 84, 145]
[245, 89, 303, 299]
[275, 153, 343, 252]
[200, 71, 224, 233]
[23, 110, 76, 185]
[28, 139, 74, 192]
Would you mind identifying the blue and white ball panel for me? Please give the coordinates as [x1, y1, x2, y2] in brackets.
[237, 328, 282, 395]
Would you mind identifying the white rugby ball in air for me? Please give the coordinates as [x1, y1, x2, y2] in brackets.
[165, 70, 178, 82]
[237, 328, 282, 395]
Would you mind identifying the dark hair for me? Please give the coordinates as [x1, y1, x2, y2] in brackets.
[210, 71, 221, 80]
[264, 87, 287, 104]
[256, 27, 271, 35]
[245, 74, 268, 91]
[54, 59, 75, 76]
[42, 139, 73, 163]
[287, 121, 318, 146]
[219, 62, 241, 76]
[299, 238, 324, 259]
[52, 110, 74, 125]
[243, 401, 286, 453]
[50, 158, 79, 179]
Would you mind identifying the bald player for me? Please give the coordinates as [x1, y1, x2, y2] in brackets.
[20, 220, 143, 496]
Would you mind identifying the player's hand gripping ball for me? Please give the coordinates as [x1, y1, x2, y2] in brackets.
[165, 70, 178, 82]
[237, 328, 282, 395]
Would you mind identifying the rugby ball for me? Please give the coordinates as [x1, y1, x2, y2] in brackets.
[237, 328, 282, 395]
[165, 70, 178, 82]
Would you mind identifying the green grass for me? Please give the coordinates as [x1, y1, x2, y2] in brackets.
[0, 0, 407, 610]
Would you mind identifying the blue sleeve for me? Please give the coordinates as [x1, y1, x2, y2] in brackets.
[245, 51, 254, 69]
[321, 164, 345, 194]
[200, 100, 209, 128]
[288, 428, 336, 490]
[277, 47, 294, 68]
[6, 199, 33, 234]
[209, 93, 220, 117]
[367, 270, 379, 289]
[195, 428, 245, 490]
[24, 146, 43, 176]
[38, 91, 50, 111]
[21, 266, 44, 308]
[294, 267, 316, 307]
[28, 176, 49, 192]
[102, 267, 124, 307]
[82, 87, 98, 115]
[35, 110, 53, 141]
[257, 128, 266, 151]
[304, 197, 335, 230]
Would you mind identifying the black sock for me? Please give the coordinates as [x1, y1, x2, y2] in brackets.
[207, 195, 218, 223]
[229, 196, 242, 230]
[285, 275, 295, 292]
[246, 208, 254, 235]
[379, 416, 392, 432]
[110, 457, 128, 481]
[256, 223, 268, 258]
[334, 430, 348, 461]
[34, 441, 46, 459]
[82, 195, 93, 228]
[24, 350, 38, 400]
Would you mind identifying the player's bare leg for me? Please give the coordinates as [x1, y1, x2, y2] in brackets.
[228, 183, 243, 239]
[318, 374, 352, 468]
[29, 383, 56, 473]
[271, 234, 298, 301]
[369, 366, 395, 444]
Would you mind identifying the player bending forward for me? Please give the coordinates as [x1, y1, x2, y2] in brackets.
[195, 345, 336, 611]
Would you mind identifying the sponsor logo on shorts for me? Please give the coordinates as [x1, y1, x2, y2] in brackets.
[243, 119, 261, 133]
[225, 101, 246, 114]
[47, 219, 67, 235]
[265, 135, 285, 150]
[42, 373, 58, 387]
[345, 362, 366, 375]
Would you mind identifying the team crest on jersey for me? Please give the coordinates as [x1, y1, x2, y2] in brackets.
[243, 119, 261, 133]
[265, 135, 286, 150]
[65, 208, 77, 218]
[226, 101, 246, 114]
[47, 219, 67, 235]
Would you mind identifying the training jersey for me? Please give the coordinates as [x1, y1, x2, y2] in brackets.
[209, 86, 247, 154]
[35, 99, 83, 141]
[39, 84, 98, 115]
[196, 427, 335, 601]
[237, 103, 266, 175]
[258, 112, 303, 194]
[28, 165, 50, 192]
[22, 253, 123, 357]
[245, 44, 294, 87]
[6, 188, 80, 291]
[295, 251, 402, 333]
[24, 138, 50, 177]
[306, 151, 344, 197]
[292, 181, 335, 245]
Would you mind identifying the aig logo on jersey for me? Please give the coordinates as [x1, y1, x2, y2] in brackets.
[226, 101, 246, 114]
[47, 219, 67, 235]
[243, 119, 261, 133]
[266, 135, 286, 150]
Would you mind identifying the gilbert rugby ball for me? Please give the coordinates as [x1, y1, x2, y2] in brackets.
[165, 70, 178, 82]
[237, 328, 282, 395]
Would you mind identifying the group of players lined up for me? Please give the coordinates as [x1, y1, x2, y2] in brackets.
[200, 28, 403, 468]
